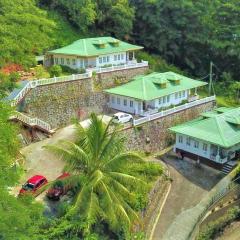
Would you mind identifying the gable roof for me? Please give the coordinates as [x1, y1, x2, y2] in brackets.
[48, 37, 143, 57]
[169, 107, 240, 148]
[104, 72, 207, 101]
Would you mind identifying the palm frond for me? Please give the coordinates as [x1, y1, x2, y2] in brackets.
[103, 152, 144, 171]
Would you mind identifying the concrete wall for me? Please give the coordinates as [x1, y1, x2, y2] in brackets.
[123, 101, 215, 153]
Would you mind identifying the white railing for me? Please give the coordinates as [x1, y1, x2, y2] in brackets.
[10, 72, 92, 106]
[11, 112, 51, 132]
[89, 60, 148, 74]
[133, 96, 216, 126]
[9, 61, 148, 107]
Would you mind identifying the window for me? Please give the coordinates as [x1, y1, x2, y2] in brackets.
[72, 59, 76, 65]
[103, 57, 106, 63]
[194, 141, 199, 148]
[55, 58, 58, 64]
[203, 143, 208, 151]
[186, 137, 191, 146]
[114, 55, 117, 61]
[178, 135, 183, 143]
[111, 96, 115, 103]
[107, 56, 110, 62]
[61, 58, 64, 64]
[121, 54, 124, 60]
[179, 92, 182, 98]
[175, 93, 178, 99]
[167, 95, 170, 102]
[163, 96, 166, 104]
[182, 91, 185, 97]
[66, 58, 70, 65]
[99, 57, 102, 64]
[118, 54, 120, 60]
[117, 98, 120, 104]
[159, 98, 162, 104]
[130, 100, 133, 107]
[124, 99, 127, 106]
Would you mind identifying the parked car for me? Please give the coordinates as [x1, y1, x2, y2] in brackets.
[112, 112, 133, 124]
[46, 172, 71, 200]
[19, 175, 48, 197]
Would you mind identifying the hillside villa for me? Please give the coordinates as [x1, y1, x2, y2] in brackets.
[104, 72, 207, 116]
[44, 37, 145, 70]
[170, 107, 240, 170]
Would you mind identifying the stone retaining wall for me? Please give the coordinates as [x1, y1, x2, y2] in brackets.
[23, 67, 148, 128]
[124, 101, 215, 153]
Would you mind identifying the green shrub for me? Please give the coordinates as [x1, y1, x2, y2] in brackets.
[197, 206, 240, 240]
[49, 65, 62, 77]
[60, 65, 78, 74]
[77, 68, 86, 74]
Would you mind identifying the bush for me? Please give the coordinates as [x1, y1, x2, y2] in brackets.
[49, 65, 62, 77]
[197, 206, 240, 240]
[60, 65, 78, 74]
[136, 51, 184, 74]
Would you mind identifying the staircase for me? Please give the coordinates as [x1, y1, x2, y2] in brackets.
[10, 112, 54, 135]
[221, 161, 238, 175]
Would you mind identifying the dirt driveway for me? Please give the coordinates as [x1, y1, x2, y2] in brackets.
[152, 153, 223, 240]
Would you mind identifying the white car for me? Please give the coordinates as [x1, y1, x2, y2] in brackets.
[112, 112, 133, 124]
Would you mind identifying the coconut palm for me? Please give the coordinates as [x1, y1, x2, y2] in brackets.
[45, 113, 145, 236]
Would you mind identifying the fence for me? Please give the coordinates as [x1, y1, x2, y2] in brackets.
[10, 61, 149, 107]
[12, 112, 51, 132]
[133, 96, 216, 126]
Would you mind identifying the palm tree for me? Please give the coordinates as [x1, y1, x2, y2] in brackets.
[45, 113, 145, 236]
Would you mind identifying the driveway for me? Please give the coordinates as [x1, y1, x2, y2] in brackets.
[152, 153, 223, 240]
[13, 115, 112, 196]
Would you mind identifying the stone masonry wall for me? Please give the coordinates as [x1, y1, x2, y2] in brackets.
[23, 67, 149, 128]
[124, 101, 216, 153]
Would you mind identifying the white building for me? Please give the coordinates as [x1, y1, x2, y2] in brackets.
[105, 72, 207, 116]
[170, 107, 240, 169]
[44, 37, 143, 70]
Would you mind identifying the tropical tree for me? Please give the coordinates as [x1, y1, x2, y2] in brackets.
[45, 113, 146, 238]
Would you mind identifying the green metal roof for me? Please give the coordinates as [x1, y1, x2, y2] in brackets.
[48, 37, 143, 57]
[169, 107, 240, 148]
[104, 72, 207, 101]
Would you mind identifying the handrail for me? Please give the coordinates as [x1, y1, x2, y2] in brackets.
[9, 61, 148, 107]
[133, 96, 216, 126]
[11, 112, 51, 132]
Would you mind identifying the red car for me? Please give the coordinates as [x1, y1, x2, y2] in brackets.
[19, 175, 48, 196]
[46, 173, 71, 200]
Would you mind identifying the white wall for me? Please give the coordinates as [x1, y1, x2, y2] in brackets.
[108, 95, 140, 114]
[96, 52, 126, 67]
[175, 133, 211, 159]
[52, 54, 87, 69]
[153, 90, 189, 109]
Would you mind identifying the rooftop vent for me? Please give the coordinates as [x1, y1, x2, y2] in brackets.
[167, 73, 181, 85]
[93, 40, 106, 49]
[109, 39, 120, 47]
[153, 77, 167, 89]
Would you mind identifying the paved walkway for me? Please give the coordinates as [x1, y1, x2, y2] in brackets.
[152, 155, 223, 240]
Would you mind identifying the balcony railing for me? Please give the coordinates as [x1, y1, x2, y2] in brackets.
[133, 95, 216, 126]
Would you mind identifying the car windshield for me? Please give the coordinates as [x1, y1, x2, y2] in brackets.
[113, 116, 119, 120]
[22, 183, 35, 191]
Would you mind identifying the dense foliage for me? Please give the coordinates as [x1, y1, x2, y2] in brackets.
[0, 102, 44, 239]
[131, 0, 240, 80]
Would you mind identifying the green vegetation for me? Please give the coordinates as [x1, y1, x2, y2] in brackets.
[197, 206, 240, 240]
[43, 114, 163, 239]
[0, 100, 44, 239]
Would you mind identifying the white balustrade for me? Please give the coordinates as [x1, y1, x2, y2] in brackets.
[133, 96, 216, 126]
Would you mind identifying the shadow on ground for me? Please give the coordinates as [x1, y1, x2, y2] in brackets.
[160, 152, 224, 191]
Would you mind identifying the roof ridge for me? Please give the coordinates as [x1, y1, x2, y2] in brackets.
[83, 39, 87, 55]
[214, 116, 228, 147]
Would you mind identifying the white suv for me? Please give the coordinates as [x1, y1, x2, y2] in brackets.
[112, 112, 133, 124]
